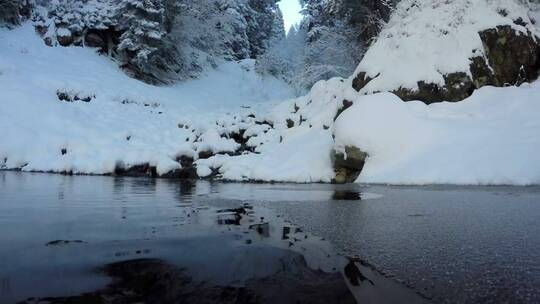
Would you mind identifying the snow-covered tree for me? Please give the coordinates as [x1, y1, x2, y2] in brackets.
[257, 0, 397, 89]
[115, 0, 181, 83]
[30, 0, 117, 49]
[0, 0, 21, 25]
[0, 0, 32, 26]
[244, 0, 285, 58]
[166, 0, 285, 78]
[302, 19, 360, 86]
[16, 0, 285, 84]
[256, 25, 308, 91]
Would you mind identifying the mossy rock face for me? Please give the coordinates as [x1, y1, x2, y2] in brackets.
[332, 146, 368, 184]
[469, 56, 497, 88]
[480, 25, 540, 86]
[353, 25, 540, 104]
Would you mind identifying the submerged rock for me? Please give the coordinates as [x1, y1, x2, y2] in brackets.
[18, 257, 356, 304]
[332, 146, 368, 184]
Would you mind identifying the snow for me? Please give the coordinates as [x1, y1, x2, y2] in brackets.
[334, 84, 540, 185]
[194, 129, 239, 155]
[197, 127, 335, 183]
[261, 72, 540, 185]
[2, 19, 540, 185]
[354, 0, 538, 94]
[0, 24, 295, 176]
[56, 27, 71, 37]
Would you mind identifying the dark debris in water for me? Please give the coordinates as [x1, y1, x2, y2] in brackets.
[332, 191, 361, 201]
[249, 222, 270, 237]
[18, 258, 356, 304]
[45, 240, 86, 246]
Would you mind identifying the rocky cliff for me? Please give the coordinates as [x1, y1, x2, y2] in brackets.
[352, 0, 540, 104]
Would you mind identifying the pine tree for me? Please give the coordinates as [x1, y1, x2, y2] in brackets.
[0, 0, 21, 26]
[116, 0, 182, 83]
[256, 24, 309, 92]
[257, 0, 398, 89]
[245, 0, 285, 58]
[117, 1, 165, 70]
[20, 0, 286, 83]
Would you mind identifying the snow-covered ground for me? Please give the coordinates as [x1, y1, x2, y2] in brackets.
[1, 23, 540, 185]
[0, 24, 296, 175]
[334, 85, 540, 185]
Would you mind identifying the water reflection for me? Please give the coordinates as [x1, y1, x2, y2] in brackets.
[1, 277, 11, 299]
[332, 190, 361, 200]
[179, 179, 196, 196]
[112, 176, 126, 196]
[129, 177, 157, 194]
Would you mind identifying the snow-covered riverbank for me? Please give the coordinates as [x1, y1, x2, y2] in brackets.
[2, 23, 540, 185]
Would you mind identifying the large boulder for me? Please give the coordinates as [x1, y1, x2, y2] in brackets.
[479, 25, 540, 86]
[56, 27, 74, 46]
[352, 0, 540, 104]
[332, 146, 368, 184]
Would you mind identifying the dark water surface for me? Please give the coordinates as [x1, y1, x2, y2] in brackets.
[0, 172, 539, 303]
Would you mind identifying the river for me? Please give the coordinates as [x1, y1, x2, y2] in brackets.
[1, 171, 539, 303]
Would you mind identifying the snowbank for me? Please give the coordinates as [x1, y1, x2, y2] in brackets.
[197, 127, 335, 183]
[268, 72, 540, 185]
[354, 0, 537, 94]
[334, 84, 540, 185]
[0, 24, 295, 175]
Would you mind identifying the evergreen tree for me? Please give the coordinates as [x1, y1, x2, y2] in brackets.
[117, 1, 165, 75]
[245, 0, 285, 58]
[13, 0, 286, 84]
[0, 0, 21, 26]
[115, 0, 182, 83]
[257, 0, 398, 90]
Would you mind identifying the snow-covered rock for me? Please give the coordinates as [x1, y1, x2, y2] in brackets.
[56, 27, 73, 46]
[352, 0, 540, 103]
[332, 145, 368, 184]
[334, 85, 540, 185]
